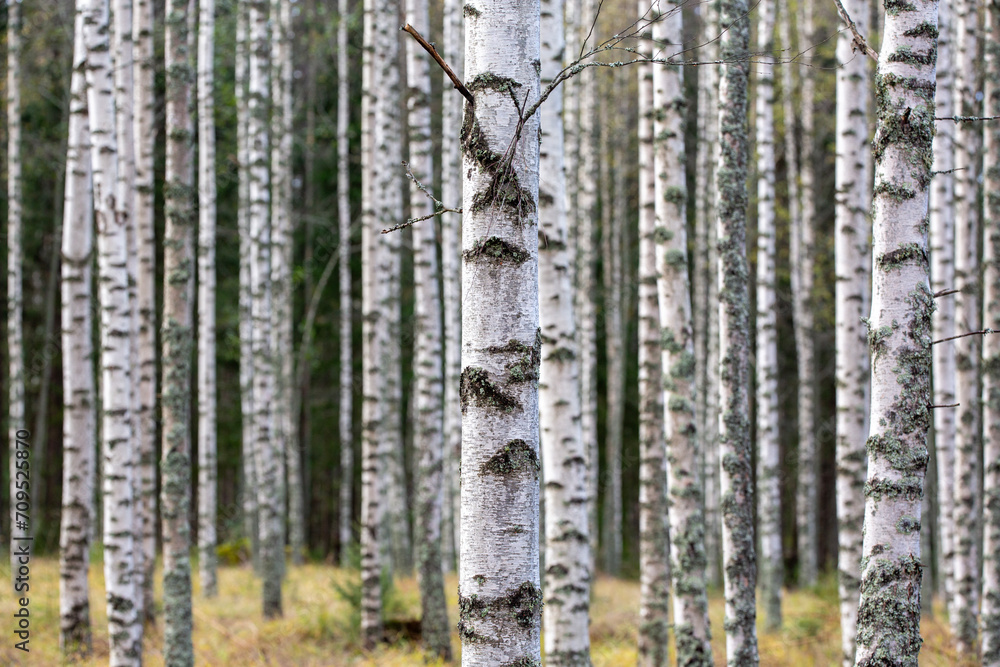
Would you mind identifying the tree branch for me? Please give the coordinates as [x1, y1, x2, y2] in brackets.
[401, 24, 474, 106]
[831, 0, 878, 61]
[935, 114, 1000, 123]
[383, 161, 462, 234]
[932, 328, 998, 345]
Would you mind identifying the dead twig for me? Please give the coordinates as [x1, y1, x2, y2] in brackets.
[382, 161, 462, 234]
[831, 0, 878, 61]
[401, 24, 474, 106]
[932, 328, 998, 345]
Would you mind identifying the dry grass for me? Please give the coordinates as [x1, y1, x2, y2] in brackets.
[0, 558, 970, 665]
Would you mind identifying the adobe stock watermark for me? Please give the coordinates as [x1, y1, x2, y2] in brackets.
[11, 428, 33, 653]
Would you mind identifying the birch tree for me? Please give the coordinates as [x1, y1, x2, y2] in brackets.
[716, 0, 757, 662]
[458, 0, 542, 660]
[162, 0, 196, 659]
[754, 0, 782, 631]
[793, 0, 818, 587]
[59, 12, 95, 652]
[928, 0, 955, 611]
[133, 0, 158, 619]
[440, 0, 464, 571]
[197, 0, 219, 597]
[950, 0, 981, 652]
[833, 0, 871, 660]
[982, 6, 1000, 658]
[337, 0, 353, 569]
[7, 0, 25, 580]
[405, 1, 451, 659]
[853, 0, 938, 662]
[83, 0, 144, 660]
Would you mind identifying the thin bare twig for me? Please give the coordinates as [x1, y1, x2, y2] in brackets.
[831, 0, 878, 61]
[933, 288, 960, 298]
[932, 167, 969, 176]
[383, 161, 462, 234]
[401, 24, 474, 105]
[930, 403, 961, 409]
[932, 328, 998, 345]
[936, 115, 1000, 122]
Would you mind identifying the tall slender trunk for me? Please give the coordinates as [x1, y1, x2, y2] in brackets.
[716, 0, 757, 662]
[336, 0, 353, 569]
[133, 0, 158, 622]
[540, 0, 590, 662]
[458, 0, 542, 660]
[928, 0, 955, 610]
[576, 0, 599, 576]
[59, 12, 95, 652]
[162, 0, 196, 661]
[405, 0, 450, 658]
[83, 0, 143, 661]
[7, 0, 25, 582]
[198, 0, 219, 597]
[697, 0, 722, 589]
[755, 0, 782, 631]
[637, 12, 668, 665]
[833, 0, 871, 660]
[440, 0, 464, 573]
[853, 1, 938, 663]
[981, 6, 1000, 659]
[950, 0, 981, 653]
[793, 0, 818, 587]
[270, 0, 299, 568]
[655, 3, 713, 664]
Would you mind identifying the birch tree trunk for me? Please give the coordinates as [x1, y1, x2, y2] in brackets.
[133, 0, 158, 620]
[539, 1, 590, 662]
[981, 6, 1000, 659]
[440, 0, 464, 572]
[834, 0, 872, 660]
[405, 0, 451, 657]
[7, 0, 25, 582]
[697, 0, 722, 588]
[928, 0, 955, 610]
[270, 0, 299, 568]
[458, 0, 542, 660]
[755, 0, 782, 632]
[716, 0, 758, 662]
[198, 0, 219, 597]
[654, 4, 713, 664]
[793, 0, 818, 587]
[59, 13, 95, 652]
[162, 0, 196, 660]
[853, 2, 938, 662]
[246, 0, 283, 618]
[83, 0, 143, 661]
[337, 0, 353, 569]
[950, 0, 982, 652]
[637, 13, 668, 664]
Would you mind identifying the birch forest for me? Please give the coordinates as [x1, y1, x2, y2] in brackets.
[4, 0, 1000, 664]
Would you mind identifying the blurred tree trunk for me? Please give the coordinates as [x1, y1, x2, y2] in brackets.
[458, 0, 542, 660]
[162, 0, 196, 658]
[853, 0, 938, 662]
[716, 0, 758, 662]
[754, 0, 782, 632]
[59, 11, 95, 652]
[793, 0, 818, 588]
[197, 0, 219, 597]
[637, 11, 668, 664]
[833, 0, 871, 661]
[539, 0, 591, 662]
[951, 0, 982, 653]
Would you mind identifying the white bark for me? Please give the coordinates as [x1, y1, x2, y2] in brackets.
[162, 0, 195, 661]
[981, 6, 1000, 659]
[539, 0, 590, 663]
[928, 0, 955, 611]
[458, 0, 541, 661]
[198, 0, 219, 598]
[59, 11, 95, 652]
[440, 0, 464, 573]
[133, 0, 158, 621]
[833, 0, 871, 661]
[337, 0, 353, 569]
[716, 0, 758, 663]
[950, 0, 981, 652]
[793, 0, 818, 587]
[853, 1, 938, 662]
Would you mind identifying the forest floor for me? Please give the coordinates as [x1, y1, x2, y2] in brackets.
[0, 556, 972, 666]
